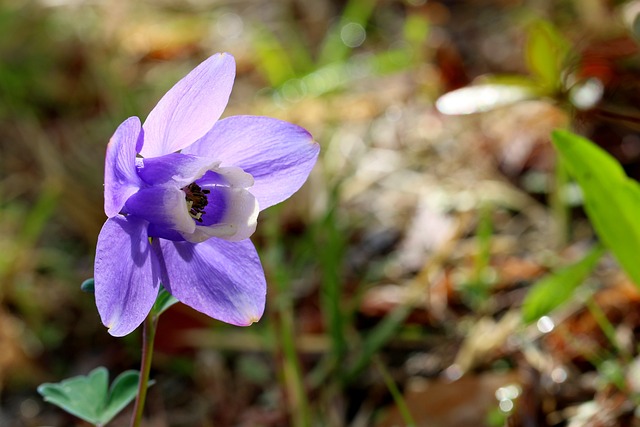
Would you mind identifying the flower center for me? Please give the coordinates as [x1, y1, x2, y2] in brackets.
[182, 182, 210, 223]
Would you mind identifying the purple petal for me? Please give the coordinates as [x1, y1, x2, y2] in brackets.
[155, 238, 266, 326]
[136, 153, 219, 187]
[104, 117, 144, 217]
[148, 224, 186, 241]
[183, 116, 320, 210]
[94, 216, 160, 336]
[140, 53, 236, 158]
[124, 186, 195, 235]
[198, 165, 254, 189]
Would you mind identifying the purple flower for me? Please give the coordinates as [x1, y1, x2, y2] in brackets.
[94, 53, 319, 336]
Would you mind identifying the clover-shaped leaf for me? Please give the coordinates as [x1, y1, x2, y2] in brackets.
[38, 367, 150, 426]
[101, 370, 146, 424]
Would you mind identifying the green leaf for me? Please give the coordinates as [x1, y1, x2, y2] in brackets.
[251, 25, 297, 87]
[38, 367, 152, 426]
[552, 130, 640, 286]
[37, 367, 109, 425]
[526, 20, 571, 92]
[522, 245, 604, 323]
[403, 13, 430, 45]
[369, 48, 414, 75]
[152, 285, 178, 317]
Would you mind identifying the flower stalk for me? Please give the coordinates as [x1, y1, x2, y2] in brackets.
[130, 314, 158, 427]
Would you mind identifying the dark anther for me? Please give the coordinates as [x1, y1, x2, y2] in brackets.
[182, 182, 209, 222]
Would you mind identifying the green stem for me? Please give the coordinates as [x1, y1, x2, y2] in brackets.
[374, 356, 416, 427]
[585, 297, 630, 363]
[130, 314, 158, 427]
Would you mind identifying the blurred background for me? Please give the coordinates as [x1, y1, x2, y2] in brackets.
[2, 0, 640, 426]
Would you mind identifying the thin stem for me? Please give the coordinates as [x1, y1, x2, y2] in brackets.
[278, 301, 310, 427]
[596, 108, 640, 125]
[551, 155, 570, 248]
[130, 314, 158, 427]
[585, 297, 630, 363]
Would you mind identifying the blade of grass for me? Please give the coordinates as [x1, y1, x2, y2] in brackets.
[345, 216, 470, 383]
[463, 203, 495, 308]
[585, 296, 630, 362]
[374, 356, 416, 427]
[345, 304, 412, 383]
[262, 209, 310, 427]
[315, 191, 348, 363]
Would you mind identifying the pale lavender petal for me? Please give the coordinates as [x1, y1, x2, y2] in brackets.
[148, 224, 186, 241]
[94, 216, 160, 337]
[125, 186, 195, 235]
[137, 153, 219, 187]
[104, 117, 144, 217]
[184, 116, 319, 210]
[155, 238, 266, 326]
[140, 53, 236, 158]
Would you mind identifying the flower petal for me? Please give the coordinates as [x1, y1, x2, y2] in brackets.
[198, 165, 254, 188]
[147, 224, 186, 241]
[181, 186, 259, 243]
[125, 186, 196, 234]
[136, 153, 220, 187]
[104, 117, 144, 217]
[94, 216, 160, 336]
[140, 53, 236, 158]
[184, 116, 320, 210]
[155, 238, 266, 326]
